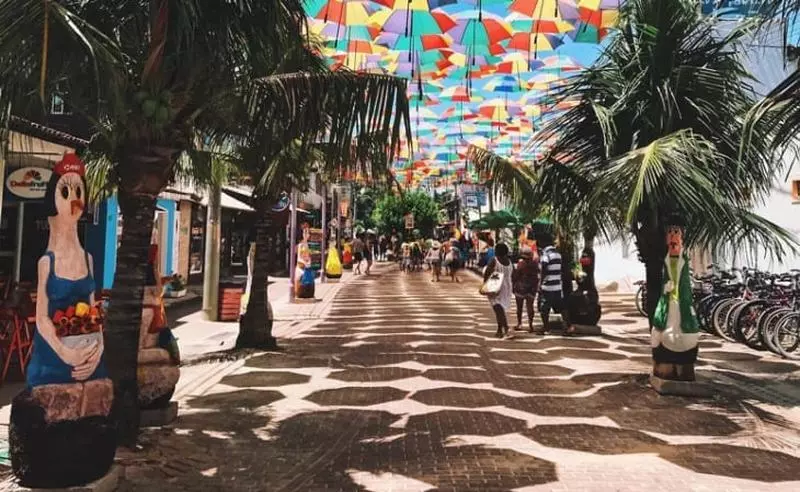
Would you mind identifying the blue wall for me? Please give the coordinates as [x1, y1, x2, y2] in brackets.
[83, 196, 116, 290]
[86, 195, 176, 290]
[156, 198, 176, 276]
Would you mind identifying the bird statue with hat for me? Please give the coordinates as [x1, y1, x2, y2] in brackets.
[9, 153, 117, 488]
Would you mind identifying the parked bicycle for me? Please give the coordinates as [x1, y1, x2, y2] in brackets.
[634, 266, 800, 360]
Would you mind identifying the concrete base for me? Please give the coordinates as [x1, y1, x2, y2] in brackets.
[572, 324, 602, 336]
[140, 401, 178, 427]
[292, 297, 319, 304]
[325, 278, 341, 283]
[650, 374, 714, 397]
[3, 465, 122, 492]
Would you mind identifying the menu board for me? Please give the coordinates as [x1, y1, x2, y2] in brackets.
[308, 228, 323, 272]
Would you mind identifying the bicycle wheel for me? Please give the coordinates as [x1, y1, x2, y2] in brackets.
[635, 285, 647, 317]
[696, 295, 712, 331]
[725, 300, 749, 342]
[634, 284, 647, 318]
[733, 300, 769, 350]
[712, 298, 739, 342]
[774, 313, 800, 359]
[699, 295, 724, 334]
[762, 307, 792, 355]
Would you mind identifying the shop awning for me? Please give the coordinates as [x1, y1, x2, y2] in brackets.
[199, 191, 254, 212]
[221, 192, 254, 212]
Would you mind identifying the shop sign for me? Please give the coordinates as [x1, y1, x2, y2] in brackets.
[6, 167, 52, 199]
[271, 194, 290, 213]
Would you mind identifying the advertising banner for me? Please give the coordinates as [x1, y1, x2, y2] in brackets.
[308, 228, 323, 272]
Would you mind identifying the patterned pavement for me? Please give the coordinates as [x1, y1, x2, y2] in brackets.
[118, 264, 800, 491]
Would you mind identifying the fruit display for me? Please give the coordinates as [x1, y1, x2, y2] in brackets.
[52, 302, 104, 337]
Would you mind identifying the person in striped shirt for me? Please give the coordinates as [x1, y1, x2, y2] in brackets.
[538, 236, 570, 333]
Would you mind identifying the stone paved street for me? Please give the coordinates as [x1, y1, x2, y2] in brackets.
[118, 264, 800, 491]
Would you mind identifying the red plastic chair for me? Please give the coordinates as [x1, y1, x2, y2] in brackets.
[0, 306, 32, 383]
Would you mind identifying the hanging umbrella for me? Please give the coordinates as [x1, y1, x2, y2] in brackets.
[440, 85, 484, 102]
[510, 0, 580, 19]
[448, 11, 514, 47]
[369, 1, 456, 36]
[478, 98, 523, 120]
[311, 0, 379, 26]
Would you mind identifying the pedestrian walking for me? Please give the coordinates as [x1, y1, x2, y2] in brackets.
[426, 240, 443, 282]
[401, 242, 412, 273]
[391, 230, 399, 258]
[513, 246, 540, 333]
[352, 234, 365, 275]
[379, 235, 388, 261]
[483, 243, 514, 339]
[364, 233, 374, 275]
[411, 239, 424, 272]
[538, 236, 571, 334]
[445, 238, 462, 283]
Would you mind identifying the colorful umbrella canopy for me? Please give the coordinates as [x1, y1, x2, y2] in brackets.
[306, 0, 620, 192]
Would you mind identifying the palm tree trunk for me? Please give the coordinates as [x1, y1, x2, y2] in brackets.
[105, 189, 157, 447]
[635, 221, 667, 325]
[237, 201, 278, 350]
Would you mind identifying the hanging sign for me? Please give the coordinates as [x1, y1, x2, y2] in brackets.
[6, 167, 52, 199]
[404, 213, 415, 230]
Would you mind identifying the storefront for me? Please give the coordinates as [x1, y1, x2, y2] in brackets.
[0, 117, 90, 285]
[89, 194, 179, 290]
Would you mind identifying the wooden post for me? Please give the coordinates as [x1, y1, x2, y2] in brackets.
[202, 182, 221, 321]
[321, 184, 327, 283]
[289, 189, 298, 302]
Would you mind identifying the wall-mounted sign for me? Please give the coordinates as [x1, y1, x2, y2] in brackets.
[6, 167, 52, 199]
[271, 194, 290, 213]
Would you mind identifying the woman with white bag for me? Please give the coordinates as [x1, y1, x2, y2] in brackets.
[481, 243, 515, 339]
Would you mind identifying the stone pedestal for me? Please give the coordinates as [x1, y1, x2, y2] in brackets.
[140, 401, 178, 427]
[649, 374, 714, 397]
[293, 297, 318, 304]
[572, 324, 602, 336]
[3, 465, 122, 492]
[546, 316, 565, 332]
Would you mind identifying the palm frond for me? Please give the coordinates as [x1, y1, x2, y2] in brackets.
[467, 145, 540, 216]
[243, 71, 410, 171]
[595, 129, 797, 257]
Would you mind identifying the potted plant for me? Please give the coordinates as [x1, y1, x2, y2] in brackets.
[164, 274, 187, 298]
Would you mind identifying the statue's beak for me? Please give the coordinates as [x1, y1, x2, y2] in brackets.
[71, 199, 84, 216]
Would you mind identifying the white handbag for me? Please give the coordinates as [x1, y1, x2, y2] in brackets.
[479, 260, 504, 296]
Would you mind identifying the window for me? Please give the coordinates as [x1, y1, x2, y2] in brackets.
[792, 180, 800, 201]
[50, 94, 66, 115]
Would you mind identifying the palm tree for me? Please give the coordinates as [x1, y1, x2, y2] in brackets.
[467, 144, 617, 260]
[532, 0, 795, 321]
[0, 0, 410, 445]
